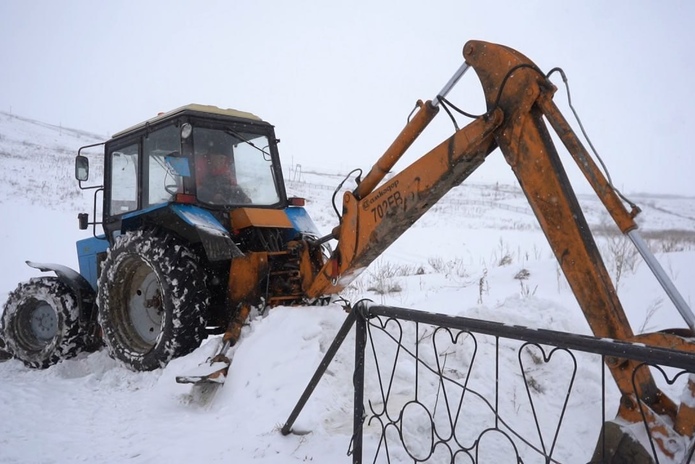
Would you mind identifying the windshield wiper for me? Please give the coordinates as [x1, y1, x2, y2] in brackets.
[225, 129, 271, 160]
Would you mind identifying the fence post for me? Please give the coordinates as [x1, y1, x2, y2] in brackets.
[352, 303, 367, 464]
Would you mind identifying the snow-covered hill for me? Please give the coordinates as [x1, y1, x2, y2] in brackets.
[0, 111, 104, 210]
[1, 113, 694, 463]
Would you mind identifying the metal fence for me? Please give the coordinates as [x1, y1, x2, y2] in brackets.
[282, 301, 695, 463]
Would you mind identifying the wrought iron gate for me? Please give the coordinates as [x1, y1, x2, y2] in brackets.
[282, 301, 695, 463]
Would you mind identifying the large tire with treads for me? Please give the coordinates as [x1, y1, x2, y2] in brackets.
[1, 277, 89, 368]
[97, 229, 209, 371]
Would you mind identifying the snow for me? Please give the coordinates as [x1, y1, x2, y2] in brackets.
[1, 110, 695, 462]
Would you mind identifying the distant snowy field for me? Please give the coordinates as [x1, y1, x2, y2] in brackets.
[1, 111, 694, 462]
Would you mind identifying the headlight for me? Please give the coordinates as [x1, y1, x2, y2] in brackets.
[180, 123, 192, 139]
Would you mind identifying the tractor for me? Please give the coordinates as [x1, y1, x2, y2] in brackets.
[1, 104, 328, 371]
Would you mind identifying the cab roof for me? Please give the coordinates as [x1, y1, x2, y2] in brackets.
[111, 104, 265, 139]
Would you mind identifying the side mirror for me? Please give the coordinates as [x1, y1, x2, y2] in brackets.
[75, 155, 89, 181]
[78, 213, 89, 230]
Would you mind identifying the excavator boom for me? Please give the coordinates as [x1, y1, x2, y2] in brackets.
[305, 104, 502, 296]
[304, 40, 695, 459]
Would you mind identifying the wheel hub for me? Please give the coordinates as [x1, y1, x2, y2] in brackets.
[29, 302, 58, 342]
[128, 271, 163, 345]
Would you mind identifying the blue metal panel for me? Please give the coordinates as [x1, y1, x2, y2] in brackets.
[285, 207, 321, 236]
[75, 236, 109, 290]
[169, 204, 228, 234]
[121, 203, 169, 221]
[120, 203, 227, 234]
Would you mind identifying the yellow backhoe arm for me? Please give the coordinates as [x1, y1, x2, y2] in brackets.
[305, 40, 695, 454]
[305, 103, 502, 296]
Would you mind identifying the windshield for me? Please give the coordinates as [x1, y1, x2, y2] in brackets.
[193, 127, 281, 206]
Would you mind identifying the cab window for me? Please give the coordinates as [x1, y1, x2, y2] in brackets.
[193, 127, 280, 206]
[144, 125, 181, 206]
[108, 143, 139, 215]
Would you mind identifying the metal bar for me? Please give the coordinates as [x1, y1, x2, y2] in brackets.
[537, 95, 638, 234]
[432, 62, 470, 107]
[495, 336, 500, 429]
[281, 309, 357, 435]
[362, 304, 695, 371]
[601, 357, 607, 461]
[352, 306, 367, 464]
[415, 321, 420, 402]
[627, 229, 695, 332]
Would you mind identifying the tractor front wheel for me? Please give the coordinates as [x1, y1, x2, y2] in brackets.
[1, 277, 89, 368]
[97, 230, 209, 371]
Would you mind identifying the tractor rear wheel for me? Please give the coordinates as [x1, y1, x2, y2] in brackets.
[1, 277, 89, 368]
[97, 229, 209, 371]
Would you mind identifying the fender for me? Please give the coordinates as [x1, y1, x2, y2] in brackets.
[26, 261, 96, 324]
[168, 204, 243, 261]
[120, 203, 243, 262]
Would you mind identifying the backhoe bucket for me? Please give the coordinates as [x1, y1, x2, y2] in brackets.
[175, 340, 233, 385]
[175, 360, 230, 384]
[175, 303, 251, 385]
[591, 375, 695, 462]
[591, 421, 656, 463]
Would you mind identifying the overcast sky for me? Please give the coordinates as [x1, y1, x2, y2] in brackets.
[2, 1, 694, 197]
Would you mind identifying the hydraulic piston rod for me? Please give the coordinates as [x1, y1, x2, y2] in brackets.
[353, 62, 471, 201]
[628, 230, 695, 332]
[432, 62, 470, 107]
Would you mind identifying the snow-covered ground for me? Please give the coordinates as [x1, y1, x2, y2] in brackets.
[1, 110, 694, 463]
